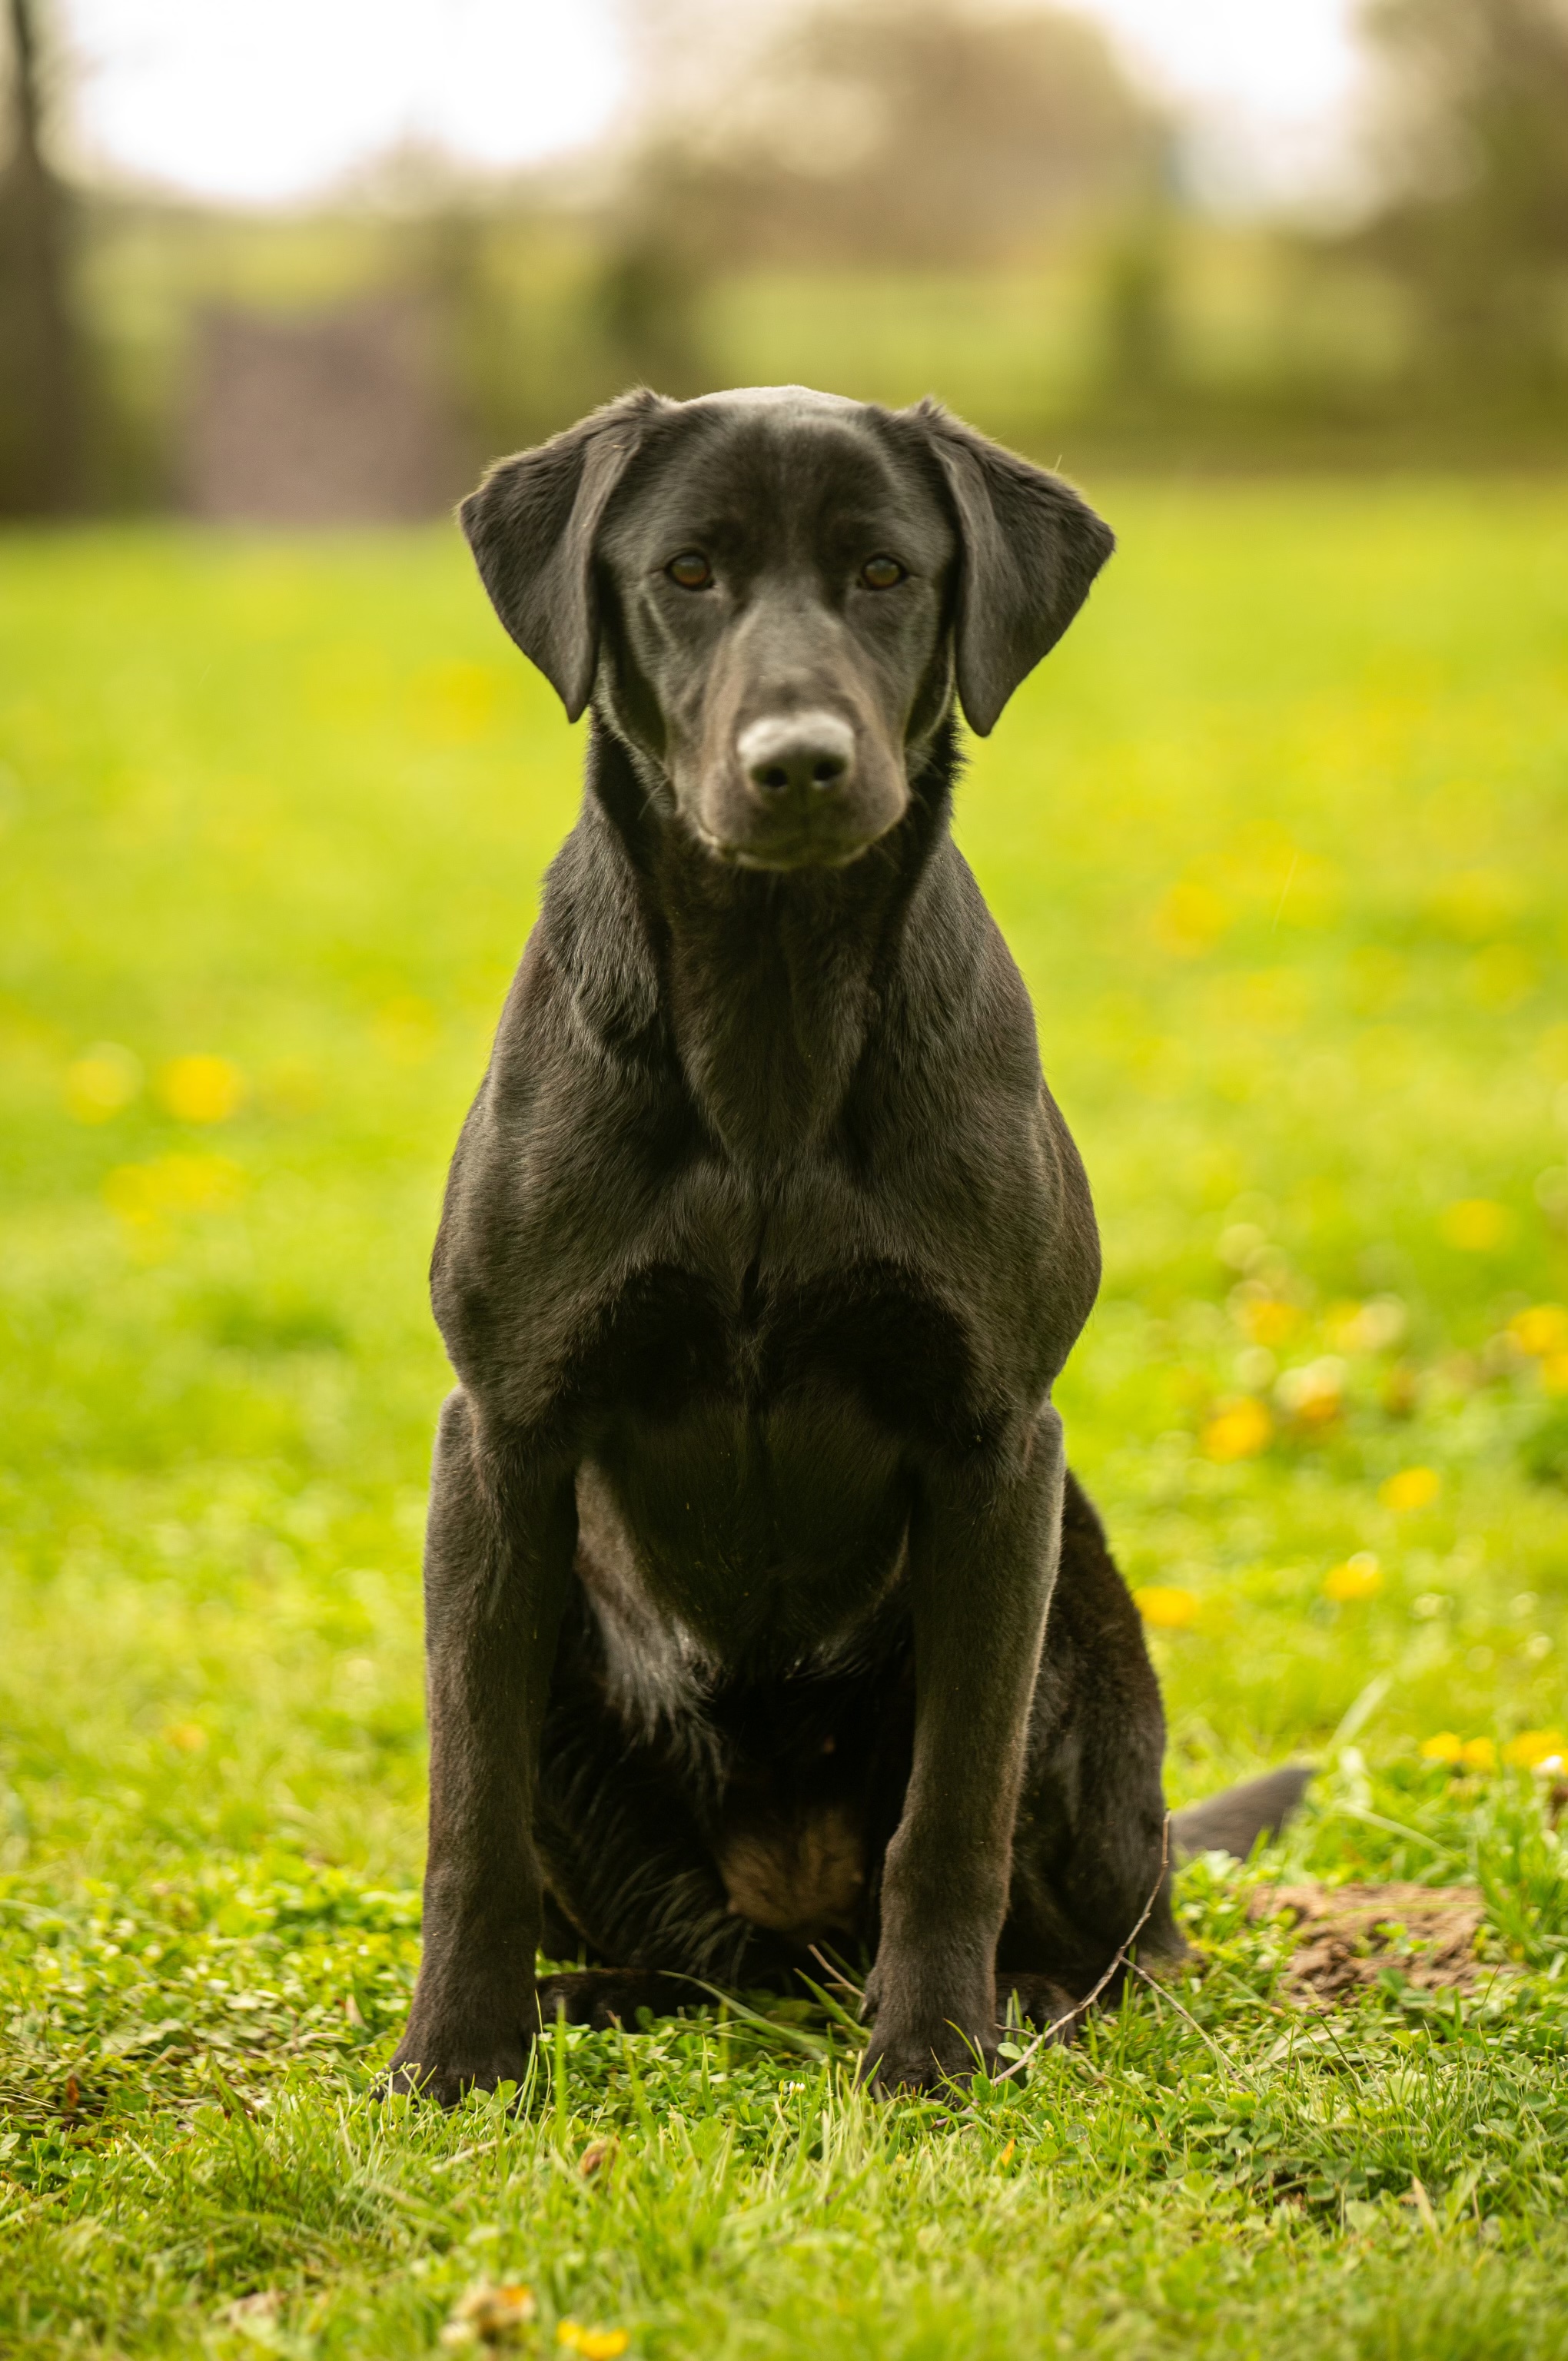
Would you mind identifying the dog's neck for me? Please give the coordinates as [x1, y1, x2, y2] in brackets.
[580, 721, 958, 1167]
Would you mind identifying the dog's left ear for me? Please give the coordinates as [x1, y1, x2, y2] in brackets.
[460, 388, 672, 722]
[904, 399, 1115, 737]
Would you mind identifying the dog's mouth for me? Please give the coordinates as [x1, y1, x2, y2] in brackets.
[698, 825, 889, 872]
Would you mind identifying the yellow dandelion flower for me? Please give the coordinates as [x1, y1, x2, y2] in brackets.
[1324, 1552, 1381, 1602]
[1438, 1198, 1513, 1253]
[159, 1054, 246, 1124]
[1153, 879, 1228, 955]
[1541, 1351, 1568, 1396]
[1133, 1586, 1199, 1630]
[162, 1722, 208, 1752]
[1201, 1397, 1272, 1462]
[1420, 1732, 1463, 1765]
[64, 1043, 142, 1122]
[1503, 1729, 1565, 1770]
[1460, 1737, 1497, 1772]
[1509, 1304, 1568, 1358]
[102, 1153, 245, 1225]
[1380, 1466, 1440, 1513]
[556, 2325, 630, 2359]
[1242, 1297, 1304, 1349]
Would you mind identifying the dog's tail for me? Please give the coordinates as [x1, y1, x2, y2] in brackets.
[1171, 1765, 1314, 1861]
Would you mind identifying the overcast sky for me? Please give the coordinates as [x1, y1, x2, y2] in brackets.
[58, 0, 1368, 211]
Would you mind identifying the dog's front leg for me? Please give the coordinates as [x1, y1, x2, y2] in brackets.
[388, 1387, 576, 2104]
[862, 1407, 1065, 2095]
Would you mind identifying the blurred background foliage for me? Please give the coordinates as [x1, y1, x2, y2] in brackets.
[2, 0, 1567, 521]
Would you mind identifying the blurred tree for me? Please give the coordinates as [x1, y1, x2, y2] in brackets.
[627, 0, 1163, 270]
[1357, 0, 1568, 387]
[1098, 218, 1174, 400]
[0, 0, 81, 511]
[593, 234, 709, 397]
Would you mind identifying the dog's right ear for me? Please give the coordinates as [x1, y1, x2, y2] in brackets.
[460, 390, 670, 722]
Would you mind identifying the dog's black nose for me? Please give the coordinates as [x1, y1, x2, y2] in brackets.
[737, 712, 855, 802]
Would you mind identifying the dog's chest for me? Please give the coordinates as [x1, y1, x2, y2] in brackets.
[576, 1241, 982, 1453]
[569, 1241, 982, 1656]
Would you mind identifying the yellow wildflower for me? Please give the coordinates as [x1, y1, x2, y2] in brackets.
[103, 1153, 244, 1224]
[1241, 1297, 1304, 1349]
[1503, 1729, 1565, 1770]
[1380, 1467, 1440, 1513]
[1509, 1304, 1568, 1357]
[556, 2326, 630, 2359]
[1420, 1732, 1463, 1765]
[158, 1054, 246, 1124]
[1154, 879, 1228, 955]
[1438, 1199, 1513, 1252]
[1201, 1397, 1272, 1462]
[64, 1043, 141, 1121]
[1133, 1586, 1199, 1630]
[1323, 1552, 1380, 1602]
[1460, 1737, 1497, 1772]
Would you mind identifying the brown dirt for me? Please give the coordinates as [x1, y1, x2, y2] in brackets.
[1247, 1881, 1493, 2005]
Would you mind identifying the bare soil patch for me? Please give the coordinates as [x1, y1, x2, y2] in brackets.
[1249, 1883, 1492, 2005]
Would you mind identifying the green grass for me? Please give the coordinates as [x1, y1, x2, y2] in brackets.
[2, 483, 1568, 2357]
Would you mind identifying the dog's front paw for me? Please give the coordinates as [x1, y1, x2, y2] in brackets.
[858, 2011, 997, 2096]
[384, 2017, 534, 2108]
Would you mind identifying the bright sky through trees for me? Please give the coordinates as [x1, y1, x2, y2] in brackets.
[58, 0, 1364, 209]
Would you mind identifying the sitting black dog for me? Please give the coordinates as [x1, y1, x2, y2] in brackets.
[388, 387, 1305, 2103]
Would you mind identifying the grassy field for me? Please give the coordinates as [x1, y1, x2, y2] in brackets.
[2, 482, 1568, 2358]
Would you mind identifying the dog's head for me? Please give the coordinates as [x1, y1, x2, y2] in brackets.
[461, 385, 1113, 872]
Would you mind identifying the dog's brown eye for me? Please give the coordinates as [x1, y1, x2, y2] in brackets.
[667, 551, 712, 589]
[862, 556, 905, 589]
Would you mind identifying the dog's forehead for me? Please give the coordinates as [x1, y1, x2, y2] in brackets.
[614, 388, 944, 546]
[683, 384, 861, 423]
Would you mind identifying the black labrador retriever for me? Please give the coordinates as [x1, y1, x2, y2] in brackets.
[388, 386, 1305, 2103]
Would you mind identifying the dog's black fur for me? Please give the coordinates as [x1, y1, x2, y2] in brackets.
[389, 387, 1306, 2103]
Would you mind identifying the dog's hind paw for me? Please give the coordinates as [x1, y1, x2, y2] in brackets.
[533, 1968, 693, 2031]
[994, 1972, 1079, 2044]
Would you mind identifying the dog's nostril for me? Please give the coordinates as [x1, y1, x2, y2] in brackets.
[759, 764, 791, 792]
[810, 756, 846, 789]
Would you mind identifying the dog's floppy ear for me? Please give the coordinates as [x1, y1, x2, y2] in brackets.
[906, 399, 1115, 737]
[460, 389, 671, 722]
